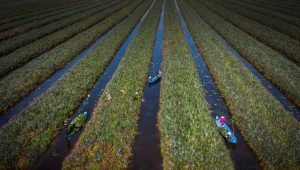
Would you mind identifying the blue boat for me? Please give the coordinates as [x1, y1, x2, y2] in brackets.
[148, 72, 161, 84]
[216, 116, 237, 144]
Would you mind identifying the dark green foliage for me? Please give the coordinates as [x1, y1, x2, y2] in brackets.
[0, 0, 151, 168]
[0, 0, 138, 115]
[158, 0, 233, 169]
[188, 0, 300, 107]
[63, 0, 162, 168]
[179, 0, 300, 168]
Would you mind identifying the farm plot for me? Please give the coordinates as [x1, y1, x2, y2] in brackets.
[221, 0, 300, 28]
[62, 0, 162, 168]
[0, 0, 126, 76]
[158, 0, 233, 169]
[37, 0, 159, 167]
[0, 0, 299, 169]
[236, 0, 300, 18]
[130, 1, 165, 168]
[174, 0, 260, 169]
[0, 0, 153, 168]
[187, 0, 300, 108]
[0, 0, 102, 37]
[213, 0, 300, 41]
[179, 0, 300, 168]
[0, 0, 90, 23]
[197, 0, 300, 65]
[0, 0, 116, 56]
[0, 0, 141, 115]
[254, 0, 300, 10]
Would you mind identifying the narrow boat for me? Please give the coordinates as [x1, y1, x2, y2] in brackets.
[148, 71, 162, 84]
[216, 116, 237, 144]
[65, 112, 88, 139]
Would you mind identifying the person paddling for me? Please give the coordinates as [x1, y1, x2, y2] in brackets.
[220, 116, 227, 125]
[220, 116, 232, 139]
[148, 70, 162, 84]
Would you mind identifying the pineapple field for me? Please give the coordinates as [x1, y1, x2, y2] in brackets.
[0, 0, 299, 169]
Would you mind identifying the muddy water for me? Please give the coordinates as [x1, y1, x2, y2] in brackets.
[35, 1, 157, 169]
[174, 0, 261, 169]
[130, 1, 165, 169]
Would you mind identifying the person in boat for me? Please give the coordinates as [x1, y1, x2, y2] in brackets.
[220, 116, 227, 125]
[148, 71, 162, 83]
[226, 131, 231, 138]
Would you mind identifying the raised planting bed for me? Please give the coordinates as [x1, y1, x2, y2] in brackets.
[180, 0, 300, 168]
[158, 0, 233, 169]
[213, 0, 300, 41]
[0, 0, 123, 76]
[0, 0, 138, 115]
[224, 0, 300, 28]
[253, 0, 300, 10]
[0, 1, 115, 56]
[0, 1, 111, 42]
[0, 0, 152, 168]
[236, 0, 300, 18]
[63, 0, 162, 168]
[0, 0, 101, 35]
[0, 0, 93, 24]
[197, 0, 300, 65]
[187, 0, 300, 108]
